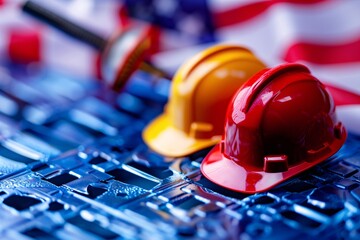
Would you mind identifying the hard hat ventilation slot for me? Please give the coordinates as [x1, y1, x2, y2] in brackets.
[190, 122, 214, 139]
[334, 122, 344, 139]
[306, 143, 331, 162]
[263, 155, 288, 173]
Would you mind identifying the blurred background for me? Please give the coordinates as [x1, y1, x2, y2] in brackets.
[1, 0, 360, 133]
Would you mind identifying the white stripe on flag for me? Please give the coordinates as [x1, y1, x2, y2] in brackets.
[305, 62, 360, 95]
[337, 105, 360, 135]
[214, 0, 360, 43]
[216, 0, 360, 64]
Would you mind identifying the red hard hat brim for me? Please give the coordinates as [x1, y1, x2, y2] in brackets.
[201, 129, 347, 194]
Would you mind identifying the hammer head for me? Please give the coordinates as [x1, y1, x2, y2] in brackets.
[101, 24, 156, 91]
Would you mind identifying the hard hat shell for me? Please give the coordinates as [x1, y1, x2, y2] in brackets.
[201, 63, 346, 194]
[143, 44, 266, 157]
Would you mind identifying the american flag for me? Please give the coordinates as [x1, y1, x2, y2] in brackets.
[0, 0, 359, 134]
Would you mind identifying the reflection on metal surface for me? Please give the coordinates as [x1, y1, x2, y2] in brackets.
[0, 64, 359, 239]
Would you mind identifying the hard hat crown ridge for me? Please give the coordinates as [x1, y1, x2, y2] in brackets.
[201, 63, 347, 194]
[169, 45, 263, 134]
[143, 44, 266, 157]
[237, 64, 311, 114]
[177, 45, 252, 85]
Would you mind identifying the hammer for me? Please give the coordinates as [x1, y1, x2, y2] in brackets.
[22, 1, 168, 91]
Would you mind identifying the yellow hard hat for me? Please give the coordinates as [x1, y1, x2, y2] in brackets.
[142, 44, 266, 157]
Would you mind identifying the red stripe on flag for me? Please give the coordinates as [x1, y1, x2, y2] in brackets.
[282, 0, 325, 3]
[284, 38, 360, 64]
[214, 2, 271, 28]
[326, 84, 360, 106]
[213, 0, 326, 28]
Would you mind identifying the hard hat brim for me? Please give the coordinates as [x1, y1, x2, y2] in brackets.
[143, 114, 221, 158]
[201, 132, 347, 194]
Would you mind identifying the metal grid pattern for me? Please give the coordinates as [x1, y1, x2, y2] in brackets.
[0, 64, 359, 239]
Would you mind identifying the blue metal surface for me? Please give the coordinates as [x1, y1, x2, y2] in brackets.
[0, 63, 359, 239]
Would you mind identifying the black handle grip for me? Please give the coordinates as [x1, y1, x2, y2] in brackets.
[22, 1, 107, 51]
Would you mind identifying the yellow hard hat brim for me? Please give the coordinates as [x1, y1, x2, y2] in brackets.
[143, 114, 221, 158]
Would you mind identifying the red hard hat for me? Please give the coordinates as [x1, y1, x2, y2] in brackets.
[201, 63, 346, 194]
